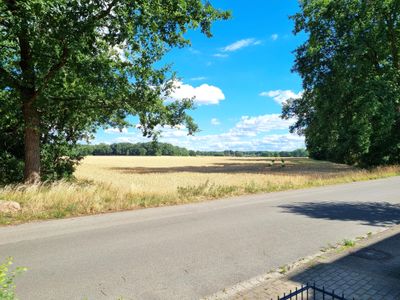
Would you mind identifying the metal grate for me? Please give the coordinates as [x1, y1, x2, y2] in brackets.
[276, 283, 354, 300]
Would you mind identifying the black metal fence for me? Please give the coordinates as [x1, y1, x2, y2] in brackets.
[275, 283, 354, 300]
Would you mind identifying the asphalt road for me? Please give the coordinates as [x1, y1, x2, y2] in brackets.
[0, 177, 399, 299]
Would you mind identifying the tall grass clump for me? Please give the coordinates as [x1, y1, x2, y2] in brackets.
[0, 181, 151, 225]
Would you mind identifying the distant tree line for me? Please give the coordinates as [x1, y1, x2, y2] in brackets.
[78, 143, 309, 157]
[78, 142, 190, 156]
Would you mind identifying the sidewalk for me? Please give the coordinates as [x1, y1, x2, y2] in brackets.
[210, 226, 400, 300]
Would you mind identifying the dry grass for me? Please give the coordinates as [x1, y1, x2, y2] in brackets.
[1, 156, 399, 225]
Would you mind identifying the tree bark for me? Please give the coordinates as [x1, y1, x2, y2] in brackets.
[22, 90, 41, 184]
[16, 11, 41, 184]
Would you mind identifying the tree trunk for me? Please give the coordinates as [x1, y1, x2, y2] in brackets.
[22, 91, 41, 184]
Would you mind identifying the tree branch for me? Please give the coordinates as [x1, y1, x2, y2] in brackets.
[92, 0, 119, 21]
[35, 45, 69, 98]
[42, 0, 119, 85]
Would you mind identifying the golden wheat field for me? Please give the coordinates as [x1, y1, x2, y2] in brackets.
[1, 156, 399, 225]
[75, 156, 356, 194]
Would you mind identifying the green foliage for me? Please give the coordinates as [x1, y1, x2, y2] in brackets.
[40, 140, 83, 182]
[0, 153, 24, 185]
[0, 0, 230, 183]
[343, 239, 355, 247]
[0, 257, 27, 300]
[0, 90, 24, 184]
[0, 121, 83, 184]
[283, 0, 400, 167]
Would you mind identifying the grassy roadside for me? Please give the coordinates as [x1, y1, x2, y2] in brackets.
[0, 164, 399, 226]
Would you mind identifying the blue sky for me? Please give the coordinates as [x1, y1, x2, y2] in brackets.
[95, 0, 306, 151]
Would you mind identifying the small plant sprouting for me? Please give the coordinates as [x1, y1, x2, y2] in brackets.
[343, 239, 355, 247]
[281, 159, 286, 168]
[0, 257, 27, 300]
[279, 265, 288, 274]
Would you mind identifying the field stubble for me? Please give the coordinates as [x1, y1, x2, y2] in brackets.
[1, 156, 399, 225]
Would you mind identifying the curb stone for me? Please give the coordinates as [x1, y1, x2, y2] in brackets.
[203, 226, 400, 300]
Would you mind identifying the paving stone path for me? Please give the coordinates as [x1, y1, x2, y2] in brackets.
[218, 226, 400, 300]
[233, 264, 400, 300]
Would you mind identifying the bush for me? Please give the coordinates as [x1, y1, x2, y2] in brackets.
[0, 145, 82, 185]
[40, 143, 82, 182]
[0, 153, 24, 185]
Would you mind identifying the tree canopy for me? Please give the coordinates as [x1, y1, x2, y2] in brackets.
[283, 0, 400, 166]
[0, 0, 229, 183]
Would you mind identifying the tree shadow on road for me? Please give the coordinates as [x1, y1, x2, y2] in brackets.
[279, 201, 400, 226]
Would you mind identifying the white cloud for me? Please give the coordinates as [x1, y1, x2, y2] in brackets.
[111, 40, 129, 62]
[170, 81, 225, 105]
[188, 48, 201, 54]
[104, 127, 128, 134]
[211, 118, 221, 126]
[213, 53, 229, 58]
[271, 34, 279, 41]
[96, 114, 304, 151]
[260, 89, 303, 105]
[190, 76, 207, 81]
[231, 114, 293, 136]
[221, 38, 261, 52]
[259, 134, 305, 151]
[159, 126, 188, 138]
[155, 114, 301, 150]
[114, 137, 137, 143]
[173, 132, 304, 152]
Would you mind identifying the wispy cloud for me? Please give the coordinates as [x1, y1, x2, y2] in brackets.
[213, 53, 229, 58]
[190, 76, 207, 81]
[271, 33, 279, 41]
[211, 118, 221, 126]
[188, 48, 201, 54]
[104, 127, 128, 134]
[221, 38, 261, 52]
[260, 89, 303, 105]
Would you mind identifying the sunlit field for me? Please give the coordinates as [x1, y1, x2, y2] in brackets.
[1, 156, 399, 225]
[75, 156, 357, 194]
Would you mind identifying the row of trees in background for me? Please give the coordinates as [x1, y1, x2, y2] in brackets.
[78, 142, 309, 157]
[283, 0, 400, 166]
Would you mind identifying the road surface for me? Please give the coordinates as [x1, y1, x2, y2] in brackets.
[0, 176, 399, 299]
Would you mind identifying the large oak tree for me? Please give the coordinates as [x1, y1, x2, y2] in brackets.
[0, 0, 229, 183]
